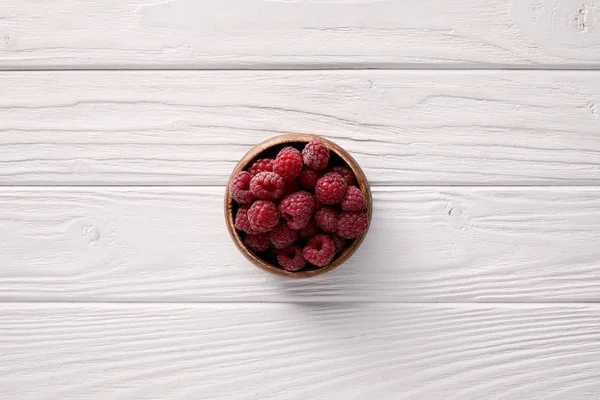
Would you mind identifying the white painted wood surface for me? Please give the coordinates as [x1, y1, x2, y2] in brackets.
[2, 0, 600, 397]
[1, 303, 600, 399]
[1, 187, 599, 302]
[1, 0, 600, 68]
[1, 71, 600, 186]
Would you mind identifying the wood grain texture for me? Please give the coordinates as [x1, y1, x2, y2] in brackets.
[1, 303, 599, 399]
[1, 186, 599, 302]
[1, 0, 600, 68]
[1, 70, 600, 186]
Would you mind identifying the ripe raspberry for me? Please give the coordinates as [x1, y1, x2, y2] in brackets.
[282, 180, 301, 196]
[303, 234, 335, 267]
[279, 191, 316, 230]
[314, 206, 339, 233]
[245, 233, 270, 252]
[230, 171, 255, 204]
[302, 139, 330, 170]
[250, 172, 285, 201]
[234, 205, 255, 234]
[315, 172, 347, 205]
[248, 200, 280, 233]
[299, 169, 322, 191]
[277, 245, 306, 271]
[273, 146, 303, 182]
[299, 220, 319, 239]
[338, 212, 369, 239]
[341, 186, 367, 212]
[248, 158, 274, 176]
[330, 166, 356, 186]
[269, 222, 299, 249]
[332, 234, 346, 253]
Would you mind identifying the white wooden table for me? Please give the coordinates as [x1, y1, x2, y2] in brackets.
[1, 1, 600, 398]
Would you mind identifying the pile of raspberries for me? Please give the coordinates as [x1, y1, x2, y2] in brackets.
[230, 138, 369, 271]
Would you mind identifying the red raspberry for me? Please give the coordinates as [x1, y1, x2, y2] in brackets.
[338, 212, 369, 239]
[315, 172, 347, 205]
[341, 186, 367, 212]
[279, 191, 316, 230]
[277, 245, 306, 271]
[250, 172, 285, 201]
[332, 234, 346, 253]
[302, 139, 330, 170]
[299, 220, 319, 239]
[273, 147, 303, 182]
[245, 233, 270, 252]
[303, 234, 335, 267]
[283, 180, 301, 196]
[248, 158, 274, 176]
[314, 206, 339, 233]
[230, 171, 255, 204]
[234, 205, 255, 233]
[248, 200, 280, 233]
[330, 166, 356, 186]
[269, 222, 299, 249]
[298, 169, 323, 191]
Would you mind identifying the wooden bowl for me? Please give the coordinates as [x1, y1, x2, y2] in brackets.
[224, 134, 372, 278]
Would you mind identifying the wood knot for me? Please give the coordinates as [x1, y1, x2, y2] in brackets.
[82, 223, 100, 243]
[589, 102, 600, 119]
[446, 205, 471, 230]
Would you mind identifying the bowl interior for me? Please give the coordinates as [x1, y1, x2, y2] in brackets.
[225, 134, 372, 278]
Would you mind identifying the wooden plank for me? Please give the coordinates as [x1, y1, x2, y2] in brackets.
[1, 0, 600, 68]
[1, 186, 599, 302]
[1, 70, 600, 186]
[1, 303, 599, 399]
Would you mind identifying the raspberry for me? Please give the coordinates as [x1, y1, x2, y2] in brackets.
[234, 205, 255, 233]
[248, 158, 274, 176]
[299, 220, 319, 239]
[315, 172, 347, 205]
[332, 234, 346, 253]
[282, 180, 301, 196]
[277, 245, 306, 271]
[245, 233, 270, 252]
[299, 169, 322, 191]
[340, 186, 367, 212]
[338, 212, 369, 239]
[269, 222, 299, 249]
[279, 191, 315, 230]
[330, 166, 356, 186]
[303, 234, 335, 267]
[230, 171, 255, 204]
[250, 172, 285, 201]
[273, 146, 303, 182]
[314, 206, 339, 233]
[248, 200, 280, 233]
[302, 139, 330, 170]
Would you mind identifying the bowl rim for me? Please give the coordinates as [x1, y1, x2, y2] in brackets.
[224, 133, 372, 279]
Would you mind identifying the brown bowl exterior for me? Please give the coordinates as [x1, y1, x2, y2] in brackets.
[225, 134, 372, 278]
